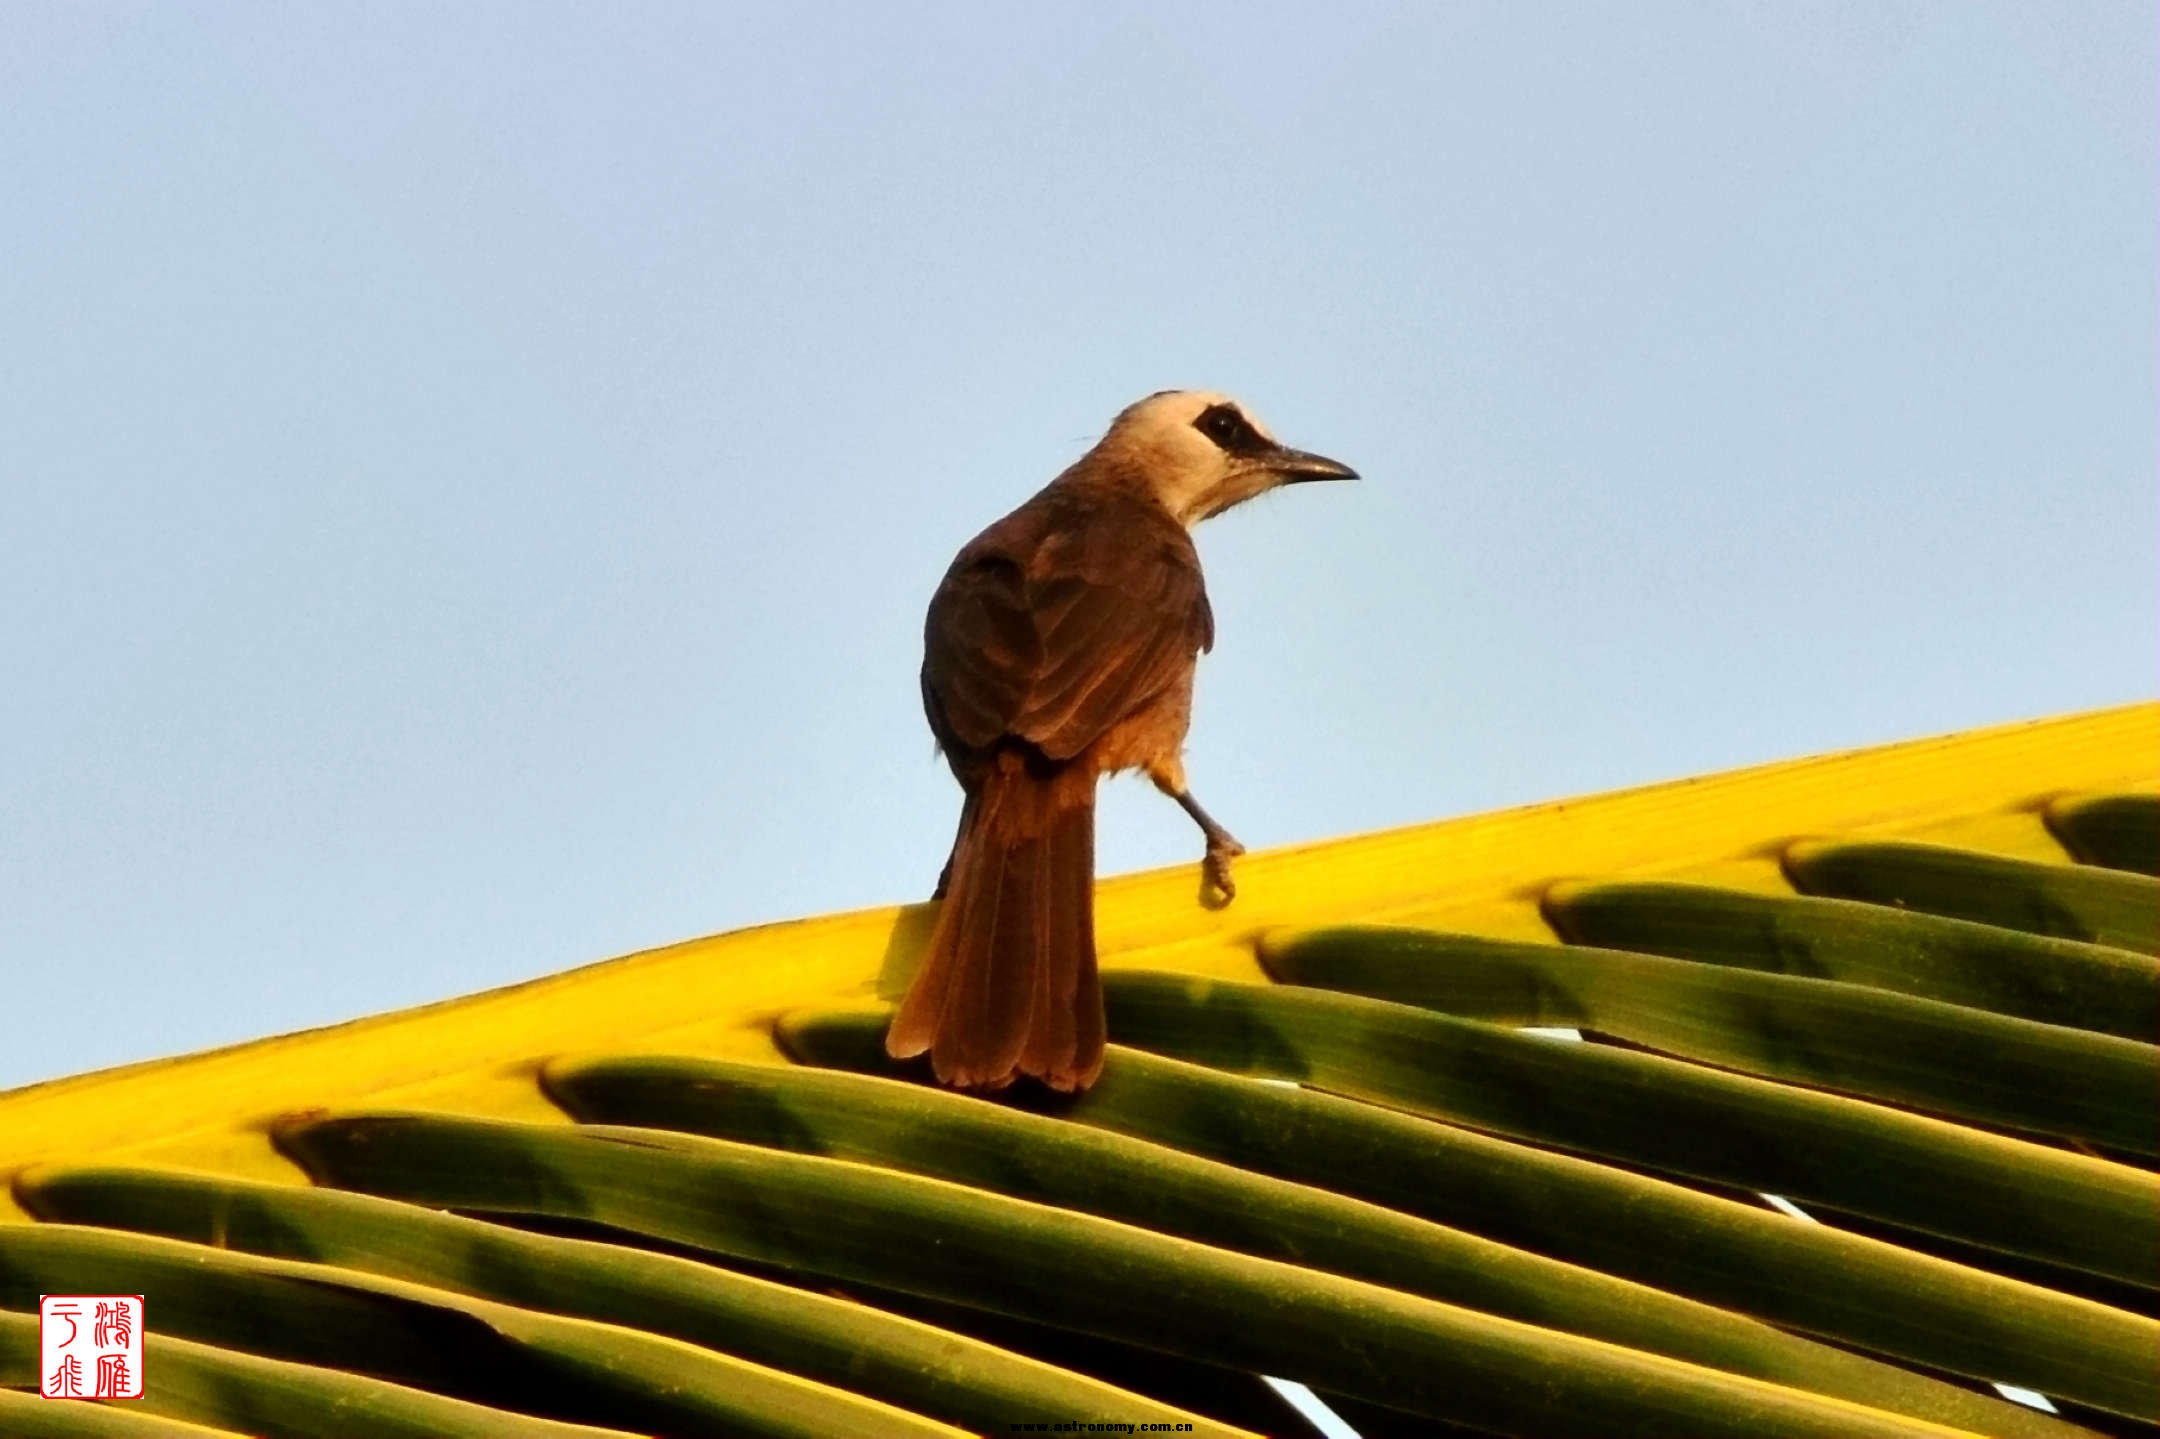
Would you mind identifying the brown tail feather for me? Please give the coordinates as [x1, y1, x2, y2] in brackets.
[887, 753, 1100, 1090]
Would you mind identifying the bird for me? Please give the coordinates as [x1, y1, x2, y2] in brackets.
[886, 390, 1356, 1092]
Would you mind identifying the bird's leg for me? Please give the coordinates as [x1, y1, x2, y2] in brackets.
[1146, 757, 1245, 902]
[1174, 789, 1247, 901]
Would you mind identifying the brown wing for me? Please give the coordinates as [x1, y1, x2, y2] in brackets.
[924, 491, 1213, 764]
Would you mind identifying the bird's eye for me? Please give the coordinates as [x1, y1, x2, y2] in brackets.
[1194, 403, 1262, 454]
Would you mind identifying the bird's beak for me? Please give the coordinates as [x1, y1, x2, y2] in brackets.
[1265, 447, 1359, 483]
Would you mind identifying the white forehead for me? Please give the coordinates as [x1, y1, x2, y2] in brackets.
[1107, 390, 1277, 444]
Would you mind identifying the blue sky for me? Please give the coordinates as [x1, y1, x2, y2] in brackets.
[3, 2, 2152, 1089]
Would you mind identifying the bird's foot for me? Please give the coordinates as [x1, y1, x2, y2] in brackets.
[1202, 833, 1247, 907]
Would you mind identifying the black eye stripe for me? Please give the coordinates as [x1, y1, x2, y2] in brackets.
[1192, 403, 1273, 457]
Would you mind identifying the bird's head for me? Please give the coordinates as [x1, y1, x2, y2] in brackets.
[1090, 390, 1357, 525]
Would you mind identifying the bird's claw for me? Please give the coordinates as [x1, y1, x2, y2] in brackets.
[1202, 835, 1246, 906]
